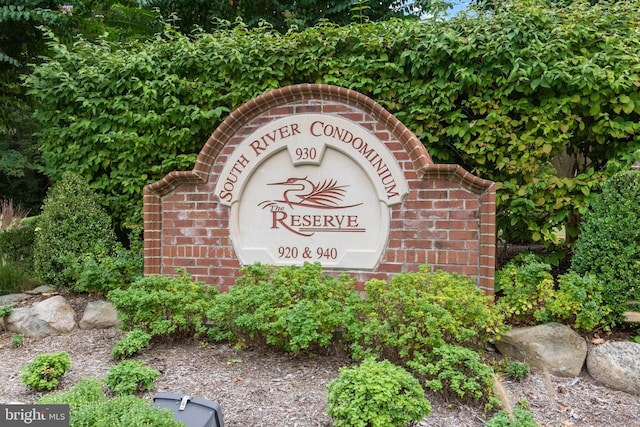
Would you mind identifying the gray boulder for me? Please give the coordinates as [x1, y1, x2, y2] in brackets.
[495, 322, 587, 377]
[0, 293, 29, 331]
[80, 300, 119, 329]
[0, 293, 29, 306]
[587, 341, 640, 395]
[6, 295, 76, 338]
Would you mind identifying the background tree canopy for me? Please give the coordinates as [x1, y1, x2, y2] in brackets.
[21, 0, 640, 243]
[140, 0, 451, 33]
[0, 0, 162, 212]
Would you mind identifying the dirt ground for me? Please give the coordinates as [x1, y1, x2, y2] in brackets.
[0, 295, 639, 427]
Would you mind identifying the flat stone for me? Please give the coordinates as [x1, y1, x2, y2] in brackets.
[495, 322, 587, 377]
[26, 285, 56, 295]
[587, 341, 640, 395]
[0, 293, 29, 306]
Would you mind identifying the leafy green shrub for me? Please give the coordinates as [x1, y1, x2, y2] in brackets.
[108, 269, 217, 340]
[326, 358, 431, 427]
[38, 378, 107, 411]
[538, 272, 612, 330]
[350, 266, 506, 365]
[412, 344, 496, 404]
[485, 407, 540, 427]
[570, 169, 640, 325]
[111, 328, 152, 360]
[505, 361, 530, 381]
[207, 262, 361, 354]
[33, 172, 118, 288]
[65, 230, 143, 295]
[105, 360, 160, 396]
[495, 255, 555, 325]
[346, 267, 504, 404]
[21, 351, 71, 391]
[38, 378, 184, 427]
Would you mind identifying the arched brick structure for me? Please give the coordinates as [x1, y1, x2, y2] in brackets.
[144, 84, 496, 293]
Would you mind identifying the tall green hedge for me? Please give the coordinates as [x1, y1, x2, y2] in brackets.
[24, 0, 640, 240]
[570, 169, 640, 323]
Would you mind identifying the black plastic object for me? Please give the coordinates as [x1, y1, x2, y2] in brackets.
[153, 393, 225, 427]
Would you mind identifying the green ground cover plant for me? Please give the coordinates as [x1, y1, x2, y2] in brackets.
[111, 327, 152, 360]
[0, 303, 13, 331]
[207, 262, 361, 354]
[21, 351, 71, 391]
[415, 343, 496, 404]
[11, 333, 24, 348]
[326, 358, 431, 427]
[485, 406, 540, 427]
[505, 361, 530, 381]
[539, 272, 611, 331]
[496, 254, 615, 331]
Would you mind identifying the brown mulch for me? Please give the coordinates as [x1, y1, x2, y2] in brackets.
[0, 294, 639, 427]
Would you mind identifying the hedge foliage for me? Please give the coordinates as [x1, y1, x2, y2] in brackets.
[570, 169, 640, 323]
[24, 0, 640, 241]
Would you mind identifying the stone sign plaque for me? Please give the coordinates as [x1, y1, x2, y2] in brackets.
[215, 114, 408, 269]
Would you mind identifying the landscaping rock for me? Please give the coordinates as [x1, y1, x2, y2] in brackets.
[80, 300, 119, 329]
[495, 322, 587, 377]
[7, 306, 56, 338]
[6, 296, 76, 338]
[0, 293, 29, 306]
[587, 341, 640, 395]
[25, 285, 56, 295]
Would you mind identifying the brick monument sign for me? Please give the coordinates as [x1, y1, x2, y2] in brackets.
[144, 84, 496, 293]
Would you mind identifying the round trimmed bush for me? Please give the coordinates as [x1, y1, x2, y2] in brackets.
[326, 358, 431, 427]
[21, 351, 71, 391]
